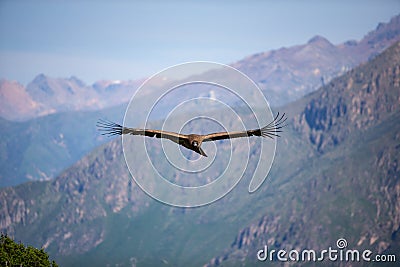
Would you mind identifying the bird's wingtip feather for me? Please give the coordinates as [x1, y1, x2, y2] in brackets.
[96, 119, 123, 136]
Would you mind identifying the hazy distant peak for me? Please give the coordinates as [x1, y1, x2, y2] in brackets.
[68, 76, 86, 87]
[32, 73, 48, 83]
[307, 35, 333, 46]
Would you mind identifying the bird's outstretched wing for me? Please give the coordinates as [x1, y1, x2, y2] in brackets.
[96, 119, 185, 145]
[202, 112, 287, 142]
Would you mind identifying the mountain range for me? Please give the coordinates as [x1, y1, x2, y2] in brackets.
[1, 15, 399, 121]
[0, 76, 142, 121]
[233, 14, 400, 105]
[0, 36, 399, 267]
[0, 15, 399, 189]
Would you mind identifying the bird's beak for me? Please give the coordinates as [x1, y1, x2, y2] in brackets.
[199, 147, 208, 157]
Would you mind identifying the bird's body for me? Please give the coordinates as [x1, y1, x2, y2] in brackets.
[97, 112, 286, 157]
[179, 134, 206, 156]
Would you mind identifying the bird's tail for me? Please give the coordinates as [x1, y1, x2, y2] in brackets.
[260, 112, 287, 138]
[96, 119, 123, 136]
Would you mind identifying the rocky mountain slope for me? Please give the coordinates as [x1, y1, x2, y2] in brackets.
[0, 40, 399, 267]
[205, 41, 400, 266]
[1, 15, 399, 121]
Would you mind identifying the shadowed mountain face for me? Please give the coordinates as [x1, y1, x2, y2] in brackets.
[294, 40, 400, 152]
[0, 105, 125, 187]
[0, 36, 399, 267]
[1, 15, 399, 122]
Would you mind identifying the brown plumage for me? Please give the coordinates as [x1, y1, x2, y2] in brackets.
[97, 112, 287, 157]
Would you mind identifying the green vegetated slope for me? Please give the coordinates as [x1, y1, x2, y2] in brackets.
[0, 104, 125, 187]
[0, 42, 399, 267]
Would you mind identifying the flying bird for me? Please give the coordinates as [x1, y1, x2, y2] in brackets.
[97, 112, 287, 157]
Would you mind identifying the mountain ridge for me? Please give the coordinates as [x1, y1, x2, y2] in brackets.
[1, 14, 399, 121]
[0, 41, 399, 267]
[0, 75, 141, 121]
[1, 15, 399, 187]
[233, 14, 400, 106]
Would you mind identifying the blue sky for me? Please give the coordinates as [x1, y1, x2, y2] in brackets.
[0, 0, 399, 85]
